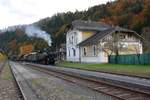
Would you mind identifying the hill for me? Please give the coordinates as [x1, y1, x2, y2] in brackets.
[37, 0, 150, 52]
[0, 0, 150, 55]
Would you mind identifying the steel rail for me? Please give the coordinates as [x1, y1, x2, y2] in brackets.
[26, 64, 150, 100]
[9, 61, 25, 100]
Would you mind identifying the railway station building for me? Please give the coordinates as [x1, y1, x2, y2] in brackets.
[66, 20, 143, 63]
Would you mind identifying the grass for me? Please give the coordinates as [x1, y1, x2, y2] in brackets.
[56, 61, 150, 77]
[0, 61, 13, 80]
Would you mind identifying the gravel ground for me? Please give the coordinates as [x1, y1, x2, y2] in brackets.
[0, 61, 23, 100]
[11, 62, 118, 100]
[33, 63, 150, 90]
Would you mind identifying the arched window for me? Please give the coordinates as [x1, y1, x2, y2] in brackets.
[93, 46, 96, 56]
[69, 38, 71, 44]
[72, 48, 76, 56]
[83, 48, 86, 56]
[72, 36, 73, 44]
[69, 49, 70, 57]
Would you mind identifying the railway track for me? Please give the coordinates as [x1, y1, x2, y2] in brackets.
[26, 64, 150, 100]
[0, 61, 24, 100]
[9, 62, 44, 100]
[9, 62, 25, 100]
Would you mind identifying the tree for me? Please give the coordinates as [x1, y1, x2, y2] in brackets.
[1, 0, 150, 55]
[141, 27, 150, 53]
[130, 13, 144, 33]
[100, 32, 125, 63]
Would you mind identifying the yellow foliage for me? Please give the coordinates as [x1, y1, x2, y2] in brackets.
[0, 53, 6, 61]
[20, 44, 34, 55]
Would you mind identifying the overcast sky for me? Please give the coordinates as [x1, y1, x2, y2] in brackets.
[0, 0, 114, 29]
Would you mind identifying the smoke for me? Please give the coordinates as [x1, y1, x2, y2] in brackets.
[25, 25, 51, 46]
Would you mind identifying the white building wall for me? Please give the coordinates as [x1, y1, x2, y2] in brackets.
[139, 42, 143, 54]
[81, 54, 108, 63]
[98, 51, 108, 63]
[80, 41, 143, 63]
[80, 46, 108, 63]
[119, 41, 143, 54]
[66, 29, 82, 62]
[81, 56, 100, 63]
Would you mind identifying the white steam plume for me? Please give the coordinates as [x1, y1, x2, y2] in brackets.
[25, 25, 51, 46]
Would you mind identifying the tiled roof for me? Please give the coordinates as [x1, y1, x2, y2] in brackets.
[78, 26, 141, 46]
[78, 28, 115, 46]
[72, 20, 112, 31]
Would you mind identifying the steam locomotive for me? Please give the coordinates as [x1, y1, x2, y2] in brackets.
[22, 51, 56, 65]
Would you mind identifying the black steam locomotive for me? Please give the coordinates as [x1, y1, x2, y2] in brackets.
[23, 51, 56, 65]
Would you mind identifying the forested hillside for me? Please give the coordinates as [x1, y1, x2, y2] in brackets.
[0, 0, 150, 55]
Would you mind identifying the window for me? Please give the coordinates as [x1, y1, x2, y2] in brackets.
[83, 48, 87, 56]
[69, 49, 70, 57]
[72, 48, 76, 56]
[69, 38, 71, 44]
[93, 46, 96, 56]
[74, 37, 77, 44]
[72, 36, 73, 44]
[120, 34, 125, 39]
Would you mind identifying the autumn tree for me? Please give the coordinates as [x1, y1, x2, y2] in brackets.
[141, 27, 150, 53]
[100, 32, 125, 63]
